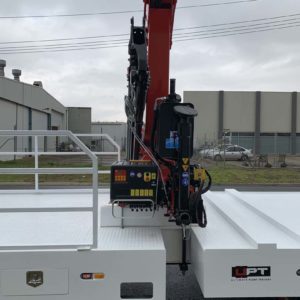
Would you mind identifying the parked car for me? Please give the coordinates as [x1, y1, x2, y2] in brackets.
[199, 144, 232, 158]
[200, 145, 253, 161]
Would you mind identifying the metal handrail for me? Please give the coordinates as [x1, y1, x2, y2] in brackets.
[76, 133, 121, 160]
[0, 130, 99, 249]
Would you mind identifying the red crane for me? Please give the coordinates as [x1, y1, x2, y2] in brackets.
[112, 0, 211, 273]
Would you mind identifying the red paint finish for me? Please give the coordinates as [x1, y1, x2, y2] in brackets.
[143, 0, 177, 145]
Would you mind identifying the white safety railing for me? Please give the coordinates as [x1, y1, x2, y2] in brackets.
[0, 130, 99, 249]
[75, 133, 121, 175]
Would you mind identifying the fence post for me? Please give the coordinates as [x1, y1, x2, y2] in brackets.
[34, 136, 39, 191]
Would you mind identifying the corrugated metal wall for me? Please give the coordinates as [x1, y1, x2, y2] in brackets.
[91, 123, 127, 152]
[186, 91, 300, 154]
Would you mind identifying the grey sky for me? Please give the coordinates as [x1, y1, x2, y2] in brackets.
[1, 0, 299, 121]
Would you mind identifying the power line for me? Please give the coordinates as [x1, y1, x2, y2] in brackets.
[0, 16, 299, 52]
[0, 12, 299, 46]
[0, 39, 129, 50]
[173, 18, 300, 37]
[174, 23, 300, 42]
[0, 33, 129, 45]
[1, 22, 299, 55]
[0, 0, 258, 19]
[174, 12, 300, 31]
[0, 44, 127, 55]
[176, 0, 257, 10]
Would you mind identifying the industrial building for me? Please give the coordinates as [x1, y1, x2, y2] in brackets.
[0, 59, 126, 160]
[91, 122, 127, 152]
[0, 59, 67, 159]
[67, 107, 92, 134]
[185, 91, 300, 154]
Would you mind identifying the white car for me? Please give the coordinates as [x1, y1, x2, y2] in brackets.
[200, 145, 253, 161]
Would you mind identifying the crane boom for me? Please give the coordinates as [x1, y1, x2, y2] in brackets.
[143, 0, 177, 145]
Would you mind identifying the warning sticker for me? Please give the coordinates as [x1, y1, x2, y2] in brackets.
[182, 158, 189, 165]
[182, 165, 189, 172]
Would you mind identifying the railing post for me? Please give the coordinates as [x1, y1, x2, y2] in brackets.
[34, 136, 39, 191]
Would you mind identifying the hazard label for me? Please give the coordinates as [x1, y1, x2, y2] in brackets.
[182, 165, 189, 172]
[182, 158, 189, 165]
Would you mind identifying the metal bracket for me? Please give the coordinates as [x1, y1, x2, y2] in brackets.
[111, 199, 155, 219]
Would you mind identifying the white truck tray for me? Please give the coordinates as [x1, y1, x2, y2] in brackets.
[192, 189, 300, 298]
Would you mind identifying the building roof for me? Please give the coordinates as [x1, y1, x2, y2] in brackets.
[0, 76, 66, 115]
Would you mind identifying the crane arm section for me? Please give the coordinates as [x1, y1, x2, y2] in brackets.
[143, 0, 177, 145]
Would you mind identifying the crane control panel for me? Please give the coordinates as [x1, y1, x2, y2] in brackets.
[110, 161, 158, 204]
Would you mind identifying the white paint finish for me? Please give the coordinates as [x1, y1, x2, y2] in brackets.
[101, 204, 174, 227]
[0, 190, 109, 248]
[161, 228, 188, 263]
[240, 191, 300, 235]
[101, 206, 186, 263]
[1, 189, 300, 297]
[98, 227, 164, 250]
[261, 92, 291, 132]
[184, 91, 219, 147]
[192, 237, 300, 298]
[192, 190, 300, 298]
[224, 91, 255, 132]
[0, 192, 94, 208]
[206, 192, 300, 248]
[0, 230, 166, 300]
[0, 212, 93, 247]
[191, 200, 255, 250]
[1, 269, 68, 296]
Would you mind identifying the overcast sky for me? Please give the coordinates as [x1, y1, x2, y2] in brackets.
[1, 0, 299, 121]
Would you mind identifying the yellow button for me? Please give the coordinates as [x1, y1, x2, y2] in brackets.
[135, 189, 139, 197]
[140, 189, 144, 196]
[149, 189, 153, 197]
[130, 189, 135, 197]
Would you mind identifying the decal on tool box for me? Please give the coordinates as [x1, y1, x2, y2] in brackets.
[26, 271, 43, 288]
[80, 273, 105, 280]
[232, 266, 271, 281]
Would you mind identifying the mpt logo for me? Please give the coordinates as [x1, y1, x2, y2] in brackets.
[232, 266, 271, 278]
